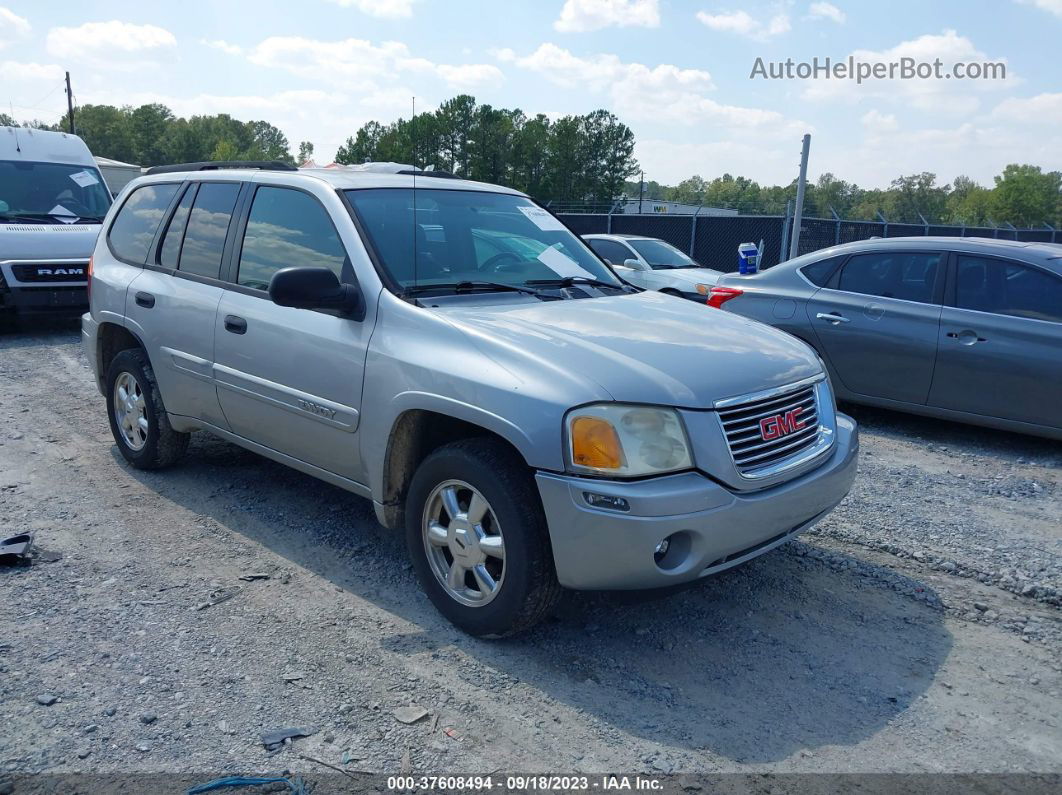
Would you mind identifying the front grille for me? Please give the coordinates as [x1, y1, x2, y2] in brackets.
[11, 263, 88, 283]
[718, 383, 820, 473]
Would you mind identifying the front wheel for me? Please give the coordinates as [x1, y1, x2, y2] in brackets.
[405, 438, 562, 637]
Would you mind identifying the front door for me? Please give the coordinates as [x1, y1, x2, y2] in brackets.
[928, 253, 1062, 429]
[212, 184, 370, 479]
[807, 250, 945, 404]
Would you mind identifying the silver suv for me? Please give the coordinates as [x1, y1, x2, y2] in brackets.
[82, 162, 858, 636]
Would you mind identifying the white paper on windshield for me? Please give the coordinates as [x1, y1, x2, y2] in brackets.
[518, 205, 567, 231]
[49, 204, 79, 223]
[69, 170, 99, 188]
[536, 244, 596, 280]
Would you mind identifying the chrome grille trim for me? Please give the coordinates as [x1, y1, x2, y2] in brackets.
[714, 375, 834, 480]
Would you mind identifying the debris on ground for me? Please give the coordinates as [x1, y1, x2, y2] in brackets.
[238, 573, 271, 582]
[260, 726, 318, 751]
[393, 706, 429, 725]
[0, 533, 33, 566]
[187, 775, 308, 794]
[195, 586, 242, 611]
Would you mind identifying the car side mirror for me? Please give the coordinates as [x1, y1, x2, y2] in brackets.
[623, 258, 643, 270]
[268, 267, 364, 319]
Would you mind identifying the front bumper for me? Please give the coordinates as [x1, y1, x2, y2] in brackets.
[0, 285, 87, 314]
[536, 412, 858, 590]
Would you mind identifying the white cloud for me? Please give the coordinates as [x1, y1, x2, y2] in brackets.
[1014, 0, 1062, 16]
[860, 109, 898, 132]
[991, 92, 1062, 124]
[501, 42, 807, 139]
[802, 29, 1014, 112]
[0, 60, 64, 82]
[807, 2, 845, 23]
[695, 9, 790, 41]
[0, 6, 30, 48]
[45, 21, 177, 68]
[201, 39, 242, 56]
[554, 0, 660, 32]
[247, 36, 503, 91]
[326, 0, 417, 18]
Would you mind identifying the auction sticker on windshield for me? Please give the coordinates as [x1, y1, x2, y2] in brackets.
[518, 205, 567, 231]
[69, 170, 100, 188]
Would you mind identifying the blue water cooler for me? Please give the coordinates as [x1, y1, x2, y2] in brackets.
[738, 242, 759, 274]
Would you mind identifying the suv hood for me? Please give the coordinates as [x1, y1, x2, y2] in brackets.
[0, 223, 102, 260]
[436, 290, 821, 409]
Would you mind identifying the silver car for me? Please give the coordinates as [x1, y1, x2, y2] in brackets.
[709, 237, 1062, 440]
[583, 233, 722, 300]
[82, 162, 858, 636]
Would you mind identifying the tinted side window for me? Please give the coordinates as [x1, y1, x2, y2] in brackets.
[838, 251, 941, 303]
[157, 185, 195, 269]
[956, 255, 1062, 323]
[589, 239, 633, 265]
[800, 255, 842, 287]
[237, 187, 347, 290]
[108, 184, 179, 264]
[178, 182, 241, 279]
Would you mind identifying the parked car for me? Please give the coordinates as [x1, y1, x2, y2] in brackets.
[1, 126, 112, 318]
[708, 237, 1062, 440]
[83, 161, 858, 636]
[583, 233, 722, 299]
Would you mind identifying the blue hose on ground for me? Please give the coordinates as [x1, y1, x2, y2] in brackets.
[186, 775, 308, 794]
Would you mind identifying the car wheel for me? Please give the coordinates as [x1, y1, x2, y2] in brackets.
[405, 437, 562, 637]
[105, 348, 189, 469]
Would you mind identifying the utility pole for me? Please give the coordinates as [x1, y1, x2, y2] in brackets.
[788, 133, 811, 261]
[65, 71, 74, 134]
[638, 170, 645, 214]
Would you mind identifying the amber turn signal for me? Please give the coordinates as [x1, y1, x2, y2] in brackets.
[570, 416, 624, 470]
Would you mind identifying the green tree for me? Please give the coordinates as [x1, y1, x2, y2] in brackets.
[991, 164, 1062, 227]
[0, 112, 16, 127]
[297, 141, 314, 163]
[129, 104, 174, 165]
[72, 104, 136, 162]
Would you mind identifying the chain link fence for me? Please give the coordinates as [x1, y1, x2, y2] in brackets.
[555, 209, 1061, 273]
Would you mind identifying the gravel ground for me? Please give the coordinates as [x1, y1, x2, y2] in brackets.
[1, 320, 1060, 781]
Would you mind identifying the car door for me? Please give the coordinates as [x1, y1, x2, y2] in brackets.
[806, 250, 945, 404]
[928, 253, 1062, 429]
[121, 180, 234, 429]
[212, 183, 370, 480]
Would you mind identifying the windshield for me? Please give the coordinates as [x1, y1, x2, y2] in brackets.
[0, 161, 112, 223]
[628, 238, 698, 269]
[345, 189, 623, 293]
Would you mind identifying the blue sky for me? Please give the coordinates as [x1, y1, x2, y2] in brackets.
[1, 0, 1059, 188]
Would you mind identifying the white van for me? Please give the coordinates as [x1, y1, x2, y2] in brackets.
[1, 126, 112, 318]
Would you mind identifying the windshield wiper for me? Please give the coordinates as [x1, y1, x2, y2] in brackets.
[525, 276, 631, 291]
[0, 212, 102, 223]
[403, 280, 548, 298]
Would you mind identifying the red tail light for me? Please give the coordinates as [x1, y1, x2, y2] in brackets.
[707, 286, 743, 309]
[86, 256, 93, 305]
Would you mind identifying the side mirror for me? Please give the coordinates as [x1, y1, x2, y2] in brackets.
[269, 267, 364, 318]
[623, 258, 643, 270]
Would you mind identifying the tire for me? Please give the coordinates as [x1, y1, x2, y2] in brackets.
[405, 437, 562, 637]
[105, 348, 189, 469]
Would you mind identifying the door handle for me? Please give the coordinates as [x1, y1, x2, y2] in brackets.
[134, 291, 155, 308]
[816, 312, 850, 324]
[224, 315, 247, 335]
[946, 330, 986, 345]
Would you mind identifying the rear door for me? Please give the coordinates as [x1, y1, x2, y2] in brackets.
[928, 253, 1062, 429]
[806, 250, 945, 404]
[212, 183, 370, 480]
[125, 180, 241, 429]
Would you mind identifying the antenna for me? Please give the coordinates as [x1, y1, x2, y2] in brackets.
[412, 96, 417, 292]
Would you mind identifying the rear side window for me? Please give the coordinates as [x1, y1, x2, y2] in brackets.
[955, 255, 1062, 323]
[589, 239, 633, 266]
[800, 255, 842, 287]
[838, 251, 941, 303]
[157, 185, 195, 270]
[178, 183, 241, 279]
[108, 184, 180, 264]
[237, 187, 347, 290]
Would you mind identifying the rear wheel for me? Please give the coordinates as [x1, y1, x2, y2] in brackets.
[405, 438, 562, 637]
[105, 348, 189, 469]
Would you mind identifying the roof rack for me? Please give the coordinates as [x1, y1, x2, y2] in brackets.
[396, 169, 459, 179]
[144, 160, 298, 176]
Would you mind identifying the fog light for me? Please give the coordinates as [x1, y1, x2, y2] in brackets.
[654, 538, 670, 561]
[583, 492, 630, 512]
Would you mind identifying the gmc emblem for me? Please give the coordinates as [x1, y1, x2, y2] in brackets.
[759, 407, 807, 441]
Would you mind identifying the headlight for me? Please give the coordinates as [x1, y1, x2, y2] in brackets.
[566, 404, 693, 477]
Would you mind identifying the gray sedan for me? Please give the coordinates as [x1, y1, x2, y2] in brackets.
[709, 237, 1062, 440]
